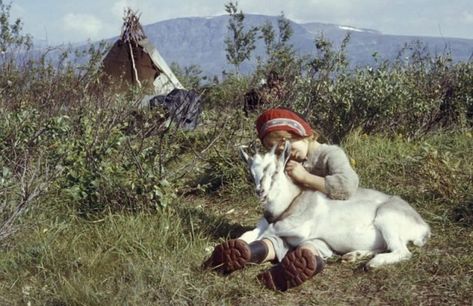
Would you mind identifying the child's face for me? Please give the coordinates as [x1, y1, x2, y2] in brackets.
[265, 137, 309, 162]
[288, 139, 309, 162]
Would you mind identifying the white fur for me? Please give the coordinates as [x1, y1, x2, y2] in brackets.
[239, 143, 431, 268]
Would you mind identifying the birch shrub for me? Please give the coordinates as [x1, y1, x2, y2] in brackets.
[289, 39, 473, 143]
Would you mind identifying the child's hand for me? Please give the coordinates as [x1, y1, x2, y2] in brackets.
[285, 160, 309, 184]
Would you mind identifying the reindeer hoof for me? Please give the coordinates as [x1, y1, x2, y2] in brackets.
[342, 250, 375, 263]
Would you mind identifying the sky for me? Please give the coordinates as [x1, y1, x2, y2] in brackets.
[9, 0, 473, 45]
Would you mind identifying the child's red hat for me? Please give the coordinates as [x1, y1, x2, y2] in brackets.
[256, 108, 313, 140]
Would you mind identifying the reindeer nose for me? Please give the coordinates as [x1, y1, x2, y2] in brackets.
[256, 186, 263, 197]
[264, 211, 275, 223]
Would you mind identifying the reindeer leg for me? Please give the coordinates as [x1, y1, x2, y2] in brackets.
[342, 250, 375, 263]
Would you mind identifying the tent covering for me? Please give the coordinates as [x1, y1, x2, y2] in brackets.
[102, 9, 183, 95]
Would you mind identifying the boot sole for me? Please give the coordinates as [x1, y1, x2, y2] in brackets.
[258, 248, 324, 291]
[203, 239, 251, 274]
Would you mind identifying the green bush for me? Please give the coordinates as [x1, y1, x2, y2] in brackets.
[284, 39, 473, 143]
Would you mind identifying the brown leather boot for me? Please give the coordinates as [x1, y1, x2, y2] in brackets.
[202, 239, 268, 274]
[257, 247, 325, 291]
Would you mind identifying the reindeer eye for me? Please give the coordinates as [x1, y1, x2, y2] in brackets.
[262, 164, 271, 173]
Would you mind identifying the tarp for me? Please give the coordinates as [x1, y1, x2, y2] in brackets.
[139, 38, 184, 95]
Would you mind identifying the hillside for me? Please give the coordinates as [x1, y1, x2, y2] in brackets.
[136, 14, 473, 77]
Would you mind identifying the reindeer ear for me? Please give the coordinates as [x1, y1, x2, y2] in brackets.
[282, 140, 292, 165]
[239, 146, 252, 164]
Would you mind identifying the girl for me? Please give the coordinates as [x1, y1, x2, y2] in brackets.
[203, 108, 359, 291]
[256, 107, 359, 200]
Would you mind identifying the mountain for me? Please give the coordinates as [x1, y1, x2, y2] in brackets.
[134, 14, 473, 77]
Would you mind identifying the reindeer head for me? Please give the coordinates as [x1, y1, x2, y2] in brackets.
[240, 141, 296, 222]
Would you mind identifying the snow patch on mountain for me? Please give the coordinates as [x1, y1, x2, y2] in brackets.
[339, 25, 365, 32]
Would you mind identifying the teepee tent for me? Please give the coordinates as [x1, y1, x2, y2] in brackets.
[102, 9, 183, 95]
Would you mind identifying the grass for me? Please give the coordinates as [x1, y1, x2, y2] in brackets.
[1, 131, 472, 305]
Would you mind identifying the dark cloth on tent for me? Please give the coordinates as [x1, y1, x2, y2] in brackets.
[149, 89, 202, 130]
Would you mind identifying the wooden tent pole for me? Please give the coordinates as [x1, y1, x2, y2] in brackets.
[128, 41, 142, 88]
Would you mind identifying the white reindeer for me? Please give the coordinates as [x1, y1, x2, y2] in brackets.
[239, 142, 431, 268]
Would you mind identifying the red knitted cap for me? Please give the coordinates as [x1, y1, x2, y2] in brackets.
[255, 108, 313, 140]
